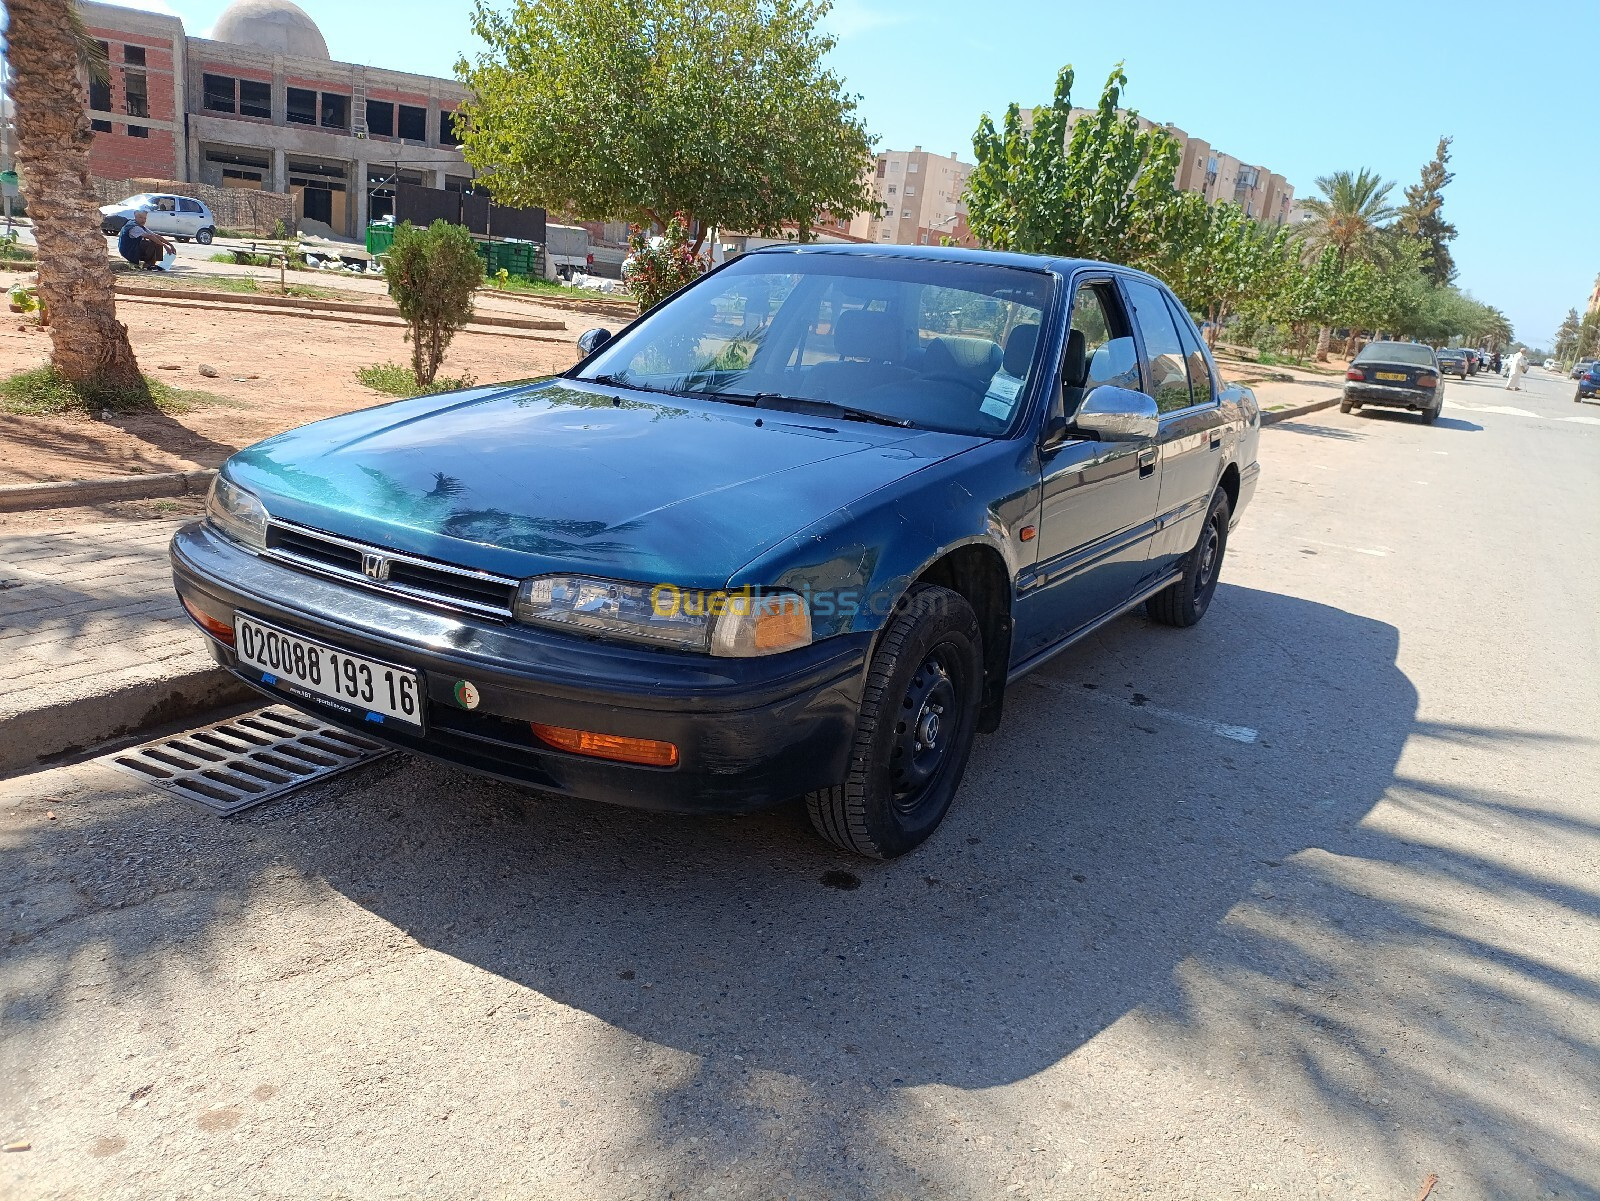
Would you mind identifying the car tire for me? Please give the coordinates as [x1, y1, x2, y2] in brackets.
[196, 227, 214, 245]
[805, 584, 983, 860]
[1424, 403, 1441, 424]
[1147, 486, 1230, 629]
[1339, 399, 1354, 414]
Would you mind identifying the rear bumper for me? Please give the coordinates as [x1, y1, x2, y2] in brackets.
[1344, 383, 1438, 410]
[170, 522, 869, 814]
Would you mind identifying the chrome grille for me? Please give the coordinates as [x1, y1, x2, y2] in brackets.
[263, 519, 520, 619]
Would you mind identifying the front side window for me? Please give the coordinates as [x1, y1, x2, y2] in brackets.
[1066, 280, 1139, 395]
[1122, 277, 1193, 413]
[574, 255, 1055, 436]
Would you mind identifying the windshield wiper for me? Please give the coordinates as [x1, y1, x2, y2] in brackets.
[721, 392, 913, 429]
[584, 374, 758, 404]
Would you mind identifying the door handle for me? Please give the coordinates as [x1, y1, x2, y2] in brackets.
[1209, 429, 1223, 450]
[1138, 447, 1158, 478]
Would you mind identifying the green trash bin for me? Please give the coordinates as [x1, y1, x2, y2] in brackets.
[365, 223, 394, 256]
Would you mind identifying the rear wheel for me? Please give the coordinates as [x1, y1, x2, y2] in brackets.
[1147, 487, 1230, 628]
[196, 227, 214, 245]
[1339, 399, 1354, 414]
[805, 584, 982, 859]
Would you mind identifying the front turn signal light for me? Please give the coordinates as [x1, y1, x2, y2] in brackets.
[182, 597, 235, 645]
[530, 722, 679, 767]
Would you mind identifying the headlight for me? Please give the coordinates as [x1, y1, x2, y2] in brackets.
[514, 576, 811, 657]
[205, 475, 268, 551]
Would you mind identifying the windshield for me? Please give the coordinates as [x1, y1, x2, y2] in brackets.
[1355, 342, 1435, 367]
[575, 253, 1056, 435]
[116, 194, 154, 208]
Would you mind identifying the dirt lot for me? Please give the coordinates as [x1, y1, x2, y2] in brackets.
[0, 301, 584, 486]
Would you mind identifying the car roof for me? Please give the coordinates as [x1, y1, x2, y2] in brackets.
[741, 240, 1161, 283]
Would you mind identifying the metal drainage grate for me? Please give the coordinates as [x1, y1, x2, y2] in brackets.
[106, 705, 393, 816]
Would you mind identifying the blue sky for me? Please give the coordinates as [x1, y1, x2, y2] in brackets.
[124, 0, 1593, 347]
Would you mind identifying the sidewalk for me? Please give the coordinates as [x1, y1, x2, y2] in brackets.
[0, 516, 247, 774]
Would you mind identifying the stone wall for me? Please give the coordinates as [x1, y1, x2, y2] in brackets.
[93, 177, 296, 235]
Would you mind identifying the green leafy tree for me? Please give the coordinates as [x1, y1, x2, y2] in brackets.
[1553, 308, 1582, 363]
[1579, 309, 1600, 361]
[455, 0, 874, 248]
[1160, 196, 1294, 346]
[382, 220, 484, 388]
[966, 64, 1182, 267]
[1399, 136, 1458, 287]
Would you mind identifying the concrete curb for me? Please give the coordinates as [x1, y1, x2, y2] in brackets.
[0, 664, 254, 776]
[116, 282, 566, 332]
[1261, 397, 1341, 425]
[0, 469, 217, 513]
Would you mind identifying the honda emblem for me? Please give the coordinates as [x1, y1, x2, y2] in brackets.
[361, 553, 391, 582]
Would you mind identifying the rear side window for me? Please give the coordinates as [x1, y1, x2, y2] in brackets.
[1123, 278, 1193, 413]
[1166, 295, 1215, 405]
[178, 198, 201, 213]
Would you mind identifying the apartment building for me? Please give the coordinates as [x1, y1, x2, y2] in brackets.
[1018, 106, 1294, 226]
[79, 0, 472, 238]
[849, 148, 979, 248]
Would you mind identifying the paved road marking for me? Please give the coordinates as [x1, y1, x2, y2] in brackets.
[1029, 677, 1259, 743]
[1446, 398, 1600, 425]
[1300, 537, 1391, 557]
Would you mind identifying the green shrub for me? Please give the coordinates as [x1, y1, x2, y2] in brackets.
[381, 220, 483, 387]
[623, 214, 705, 312]
[356, 362, 477, 397]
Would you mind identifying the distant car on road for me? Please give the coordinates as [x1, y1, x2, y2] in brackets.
[1435, 349, 1470, 379]
[1544, 358, 1557, 371]
[99, 193, 216, 244]
[1570, 359, 1596, 380]
[1576, 363, 1600, 402]
[1462, 348, 1481, 375]
[1342, 342, 1444, 423]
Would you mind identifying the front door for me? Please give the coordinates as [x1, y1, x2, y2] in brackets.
[145, 195, 181, 236]
[1119, 277, 1229, 572]
[1014, 277, 1161, 660]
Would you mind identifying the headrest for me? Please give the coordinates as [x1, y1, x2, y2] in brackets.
[1003, 323, 1041, 377]
[835, 309, 902, 362]
[1063, 329, 1087, 388]
[926, 335, 1002, 376]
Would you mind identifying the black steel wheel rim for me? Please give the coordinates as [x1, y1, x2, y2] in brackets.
[889, 646, 961, 812]
[1194, 512, 1223, 608]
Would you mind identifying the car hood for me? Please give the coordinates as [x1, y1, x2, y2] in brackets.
[225, 379, 981, 588]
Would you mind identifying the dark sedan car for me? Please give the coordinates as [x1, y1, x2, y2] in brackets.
[1342, 342, 1445, 422]
[1462, 349, 1481, 375]
[171, 245, 1259, 858]
[1577, 363, 1600, 402]
[1435, 349, 1470, 379]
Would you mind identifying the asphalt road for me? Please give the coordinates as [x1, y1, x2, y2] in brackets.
[3, 367, 1597, 1200]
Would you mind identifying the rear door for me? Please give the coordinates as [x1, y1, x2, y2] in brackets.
[1120, 276, 1228, 571]
[176, 197, 205, 236]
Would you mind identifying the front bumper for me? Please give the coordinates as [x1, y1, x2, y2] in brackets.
[171, 522, 869, 814]
[1344, 382, 1438, 410]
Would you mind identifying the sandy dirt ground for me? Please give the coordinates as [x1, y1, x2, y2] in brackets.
[0, 301, 586, 486]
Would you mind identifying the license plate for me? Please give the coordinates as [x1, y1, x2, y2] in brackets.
[1375, 371, 1408, 381]
[234, 614, 424, 732]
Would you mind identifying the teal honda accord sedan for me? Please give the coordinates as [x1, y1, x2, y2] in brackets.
[172, 244, 1260, 858]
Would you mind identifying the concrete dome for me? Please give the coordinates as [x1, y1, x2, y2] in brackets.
[212, 0, 330, 59]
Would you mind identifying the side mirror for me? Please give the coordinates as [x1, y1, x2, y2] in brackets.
[576, 327, 613, 356]
[1073, 385, 1158, 442]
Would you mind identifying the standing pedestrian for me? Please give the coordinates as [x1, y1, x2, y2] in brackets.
[1504, 348, 1528, 391]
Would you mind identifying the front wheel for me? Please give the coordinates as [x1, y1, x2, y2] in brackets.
[1147, 487, 1230, 628]
[196, 227, 214, 245]
[806, 584, 983, 859]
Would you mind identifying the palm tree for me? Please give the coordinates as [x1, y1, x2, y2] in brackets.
[1299, 169, 1399, 266]
[1297, 168, 1398, 360]
[7, 0, 146, 400]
